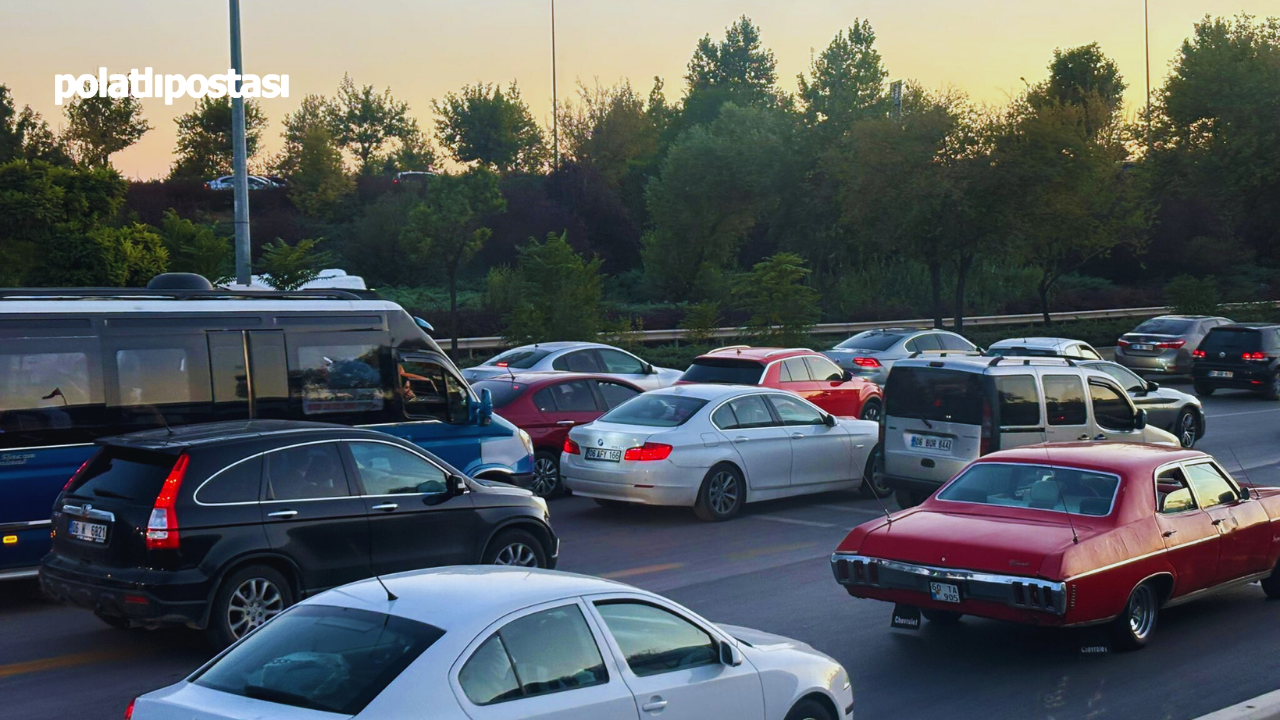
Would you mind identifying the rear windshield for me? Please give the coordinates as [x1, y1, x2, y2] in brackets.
[65, 447, 176, 504]
[680, 358, 765, 385]
[471, 380, 527, 409]
[600, 394, 708, 427]
[1199, 328, 1263, 354]
[486, 348, 551, 369]
[193, 604, 444, 715]
[1133, 318, 1194, 335]
[885, 367, 985, 425]
[835, 332, 903, 351]
[937, 463, 1119, 516]
[986, 346, 1057, 357]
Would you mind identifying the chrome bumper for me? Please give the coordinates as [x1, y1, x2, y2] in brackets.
[831, 552, 1067, 615]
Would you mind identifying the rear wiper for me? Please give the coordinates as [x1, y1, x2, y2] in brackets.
[91, 487, 133, 500]
[921, 418, 934, 429]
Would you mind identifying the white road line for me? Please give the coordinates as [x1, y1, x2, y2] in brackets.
[751, 516, 838, 529]
[1207, 408, 1280, 419]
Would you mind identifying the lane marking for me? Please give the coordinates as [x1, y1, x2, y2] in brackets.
[751, 516, 837, 529]
[1207, 408, 1280, 419]
[0, 649, 127, 680]
[727, 542, 819, 561]
[600, 562, 684, 580]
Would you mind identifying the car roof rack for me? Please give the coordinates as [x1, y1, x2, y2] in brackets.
[907, 350, 984, 359]
[987, 356, 1077, 367]
[707, 345, 751, 355]
[0, 287, 364, 301]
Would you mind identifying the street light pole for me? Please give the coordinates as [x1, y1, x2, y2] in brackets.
[230, 0, 252, 286]
[551, 0, 559, 173]
[1144, 0, 1153, 151]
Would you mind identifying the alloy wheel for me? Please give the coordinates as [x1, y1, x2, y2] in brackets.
[531, 456, 559, 497]
[861, 403, 881, 422]
[493, 542, 540, 567]
[1128, 584, 1157, 641]
[1178, 412, 1197, 448]
[227, 577, 284, 639]
[708, 471, 740, 516]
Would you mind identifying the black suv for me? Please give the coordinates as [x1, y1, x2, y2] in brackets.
[1192, 324, 1280, 399]
[40, 421, 558, 647]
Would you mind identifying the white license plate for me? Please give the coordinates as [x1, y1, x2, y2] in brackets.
[585, 448, 622, 462]
[1132, 343, 1155, 352]
[906, 433, 953, 454]
[930, 582, 961, 604]
[68, 520, 108, 544]
[1208, 371, 1233, 378]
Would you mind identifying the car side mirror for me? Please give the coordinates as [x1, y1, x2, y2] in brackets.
[1134, 408, 1148, 430]
[1146, 381, 1160, 391]
[719, 641, 743, 667]
[478, 388, 494, 427]
[842, 370, 854, 382]
[645, 363, 656, 375]
[1240, 486, 1251, 501]
[824, 413, 837, 427]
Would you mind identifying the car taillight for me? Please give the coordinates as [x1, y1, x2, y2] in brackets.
[146, 454, 188, 550]
[1117, 339, 1131, 347]
[62, 458, 91, 493]
[1192, 349, 1206, 359]
[124, 699, 135, 720]
[563, 437, 581, 454]
[495, 361, 509, 367]
[980, 397, 993, 455]
[623, 443, 673, 461]
[1243, 351, 1268, 361]
[1155, 340, 1186, 349]
[853, 357, 881, 368]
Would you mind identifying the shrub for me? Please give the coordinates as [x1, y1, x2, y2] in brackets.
[734, 252, 820, 346]
[258, 237, 336, 290]
[503, 232, 604, 343]
[1164, 275, 1220, 316]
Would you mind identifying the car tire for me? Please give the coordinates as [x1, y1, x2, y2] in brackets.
[94, 611, 131, 630]
[1262, 564, 1280, 599]
[921, 609, 963, 625]
[784, 698, 835, 720]
[1110, 581, 1159, 651]
[1193, 381, 1216, 396]
[207, 564, 293, 650]
[483, 528, 548, 568]
[694, 464, 745, 522]
[860, 445, 893, 499]
[1263, 374, 1280, 401]
[859, 399, 882, 422]
[1175, 408, 1199, 448]
[531, 450, 562, 498]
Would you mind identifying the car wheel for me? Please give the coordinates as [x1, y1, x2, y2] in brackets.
[94, 611, 131, 630]
[483, 528, 547, 568]
[895, 488, 923, 509]
[1110, 582, 1159, 651]
[1193, 381, 1216, 396]
[1263, 374, 1280, 401]
[921, 608, 963, 624]
[531, 451, 562, 498]
[207, 565, 293, 650]
[859, 399, 882, 422]
[1262, 563, 1280, 599]
[1175, 408, 1199, 448]
[860, 445, 893, 499]
[694, 464, 745, 522]
[784, 698, 834, 720]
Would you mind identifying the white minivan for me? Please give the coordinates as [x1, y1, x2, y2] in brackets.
[881, 356, 1180, 507]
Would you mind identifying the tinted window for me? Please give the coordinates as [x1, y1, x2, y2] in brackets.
[1134, 318, 1195, 335]
[0, 344, 101, 438]
[725, 395, 774, 429]
[488, 348, 551, 369]
[1043, 375, 1087, 426]
[1087, 362, 1146, 392]
[553, 350, 603, 373]
[885, 368, 984, 425]
[780, 358, 811, 383]
[767, 395, 824, 425]
[545, 380, 599, 413]
[1200, 328, 1264, 355]
[471, 380, 526, 409]
[65, 447, 174, 504]
[1090, 383, 1133, 430]
[349, 442, 447, 495]
[595, 602, 719, 678]
[113, 337, 212, 428]
[598, 349, 645, 374]
[711, 404, 739, 430]
[266, 443, 350, 500]
[987, 345, 1057, 357]
[939, 334, 976, 351]
[532, 387, 556, 413]
[196, 456, 263, 504]
[460, 606, 607, 706]
[938, 463, 1119, 516]
[1157, 467, 1198, 514]
[679, 359, 764, 385]
[836, 332, 902, 351]
[597, 381, 640, 409]
[804, 356, 844, 382]
[298, 344, 384, 415]
[1186, 463, 1237, 509]
[194, 605, 443, 716]
[908, 334, 942, 352]
[400, 360, 468, 423]
[600, 394, 707, 428]
[996, 376, 1040, 427]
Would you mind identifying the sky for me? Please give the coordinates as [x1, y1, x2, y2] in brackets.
[0, 0, 1273, 180]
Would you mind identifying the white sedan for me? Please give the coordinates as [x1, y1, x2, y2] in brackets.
[562, 385, 881, 521]
[127, 568, 853, 720]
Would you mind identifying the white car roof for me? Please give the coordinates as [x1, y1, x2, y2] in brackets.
[509, 341, 611, 352]
[989, 337, 1081, 349]
[648, 383, 779, 402]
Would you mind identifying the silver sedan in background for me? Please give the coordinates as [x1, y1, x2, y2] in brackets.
[463, 341, 683, 391]
[1115, 315, 1234, 376]
[823, 328, 977, 385]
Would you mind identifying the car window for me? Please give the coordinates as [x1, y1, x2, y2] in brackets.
[780, 358, 811, 383]
[458, 605, 607, 706]
[680, 358, 766, 385]
[835, 332, 902, 351]
[1076, 345, 1102, 360]
[66, 446, 175, 504]
[488, 348, 551, 369]
[1090, 363, 1145, 393]
[1200, 328, 1263, 354]
[1157, 467, 1198, 514]
[597, 349, 645, 375]
[532, 387, 556, 413]
[348, 442, 447, 495]
[1185, 463, 1238, 509]
[298, 344, 383, 416]
[193, 605, 442, 716]
[909, 334, 942, 352]
[470, 380, 525, 410]
[546, 380, 600, 413]
[724, 395, 775, 429]
[400, 359, 468, 423]
[265, 443, 350, 501]
[196, 456, 263, 504]
[596, 381, 640, 410]
[1089, 383, 1134, 431]
[996, 375, 1040, 427]
[937, 463, 1119, 516]
[711, 404, 740, 430]
[885, 367, 984, 425]
[1043, 375, 1087, 426]
[803, 356, 844, 382]
[939, 334, 975, 351]
[599, 394, 707, 428]
[1134, 318, 1195, 335]
[553, 350, 604, 373]
[594, 602, 719, 678]
[766, 394, 825, 426]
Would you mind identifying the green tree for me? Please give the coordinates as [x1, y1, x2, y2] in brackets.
[504, 232, 604, 344]
[560, 80, 660, 188]
[400, 168, 506, 353]
[433, 81, 546, 173]
[327, 74, 417, 175]
[157, 209, 232, 281]
[682, 16, 787, 126]
[797, 20, 889, 132]
[63, 94, 151, 168]
[169, 97, 267, 179]
[288, 125, 353, 218]
[733, 252, 820, 345]
[0, 86, 72, 166]
[37, 223, 168, 287]
[382, 126, 437, 174]
[274, 94, 337, 177]
[258, 238, 337, 291]
[339, 192, 420, 287]
[1031, 43, 1126, 139]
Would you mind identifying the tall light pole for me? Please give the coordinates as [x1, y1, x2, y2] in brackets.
[550, 0, 559, 173]
[1144, 0, 1153, 151]
[230, 0, 252, 286]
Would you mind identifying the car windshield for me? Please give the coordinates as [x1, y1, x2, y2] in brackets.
[486, 348, 551, 369]
[193, 605, 443, 715]
[64, 447, 176, 505]
[1199, 328, 1263, 354]
[884, 367, 984, 425]
[987, 346, 1057, 357]
[835, 332, 903, 351]
[599, 394, 708, 427]
[470, 380, 527, 409]
[937, 463, 1119, 516]
[679, 358, 765, 385]
[1133, 318, 1195, 335]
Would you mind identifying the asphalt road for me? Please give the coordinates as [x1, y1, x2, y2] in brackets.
[2, 380, 1278, 720]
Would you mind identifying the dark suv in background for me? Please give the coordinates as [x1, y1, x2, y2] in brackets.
[1192, 324, 1280, 399]
[40, 421, 557, 647]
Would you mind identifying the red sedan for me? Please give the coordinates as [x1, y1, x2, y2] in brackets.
[472, 372, 643, 497]
[831, 443, 1280, 649]
[679, 347, 884, 420]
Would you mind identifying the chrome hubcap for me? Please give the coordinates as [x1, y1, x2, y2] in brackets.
[493, 542, 540, 567]
[708, 472, 740, 516]
[1179, 413, 1196, 448]
[1128, 585, 1156, 640]
[532, 457, 558, 497]
[228, 578, 284, 639]
[862, 404, 880, 421]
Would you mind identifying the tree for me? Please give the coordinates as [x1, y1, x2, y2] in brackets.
[288, 125, 353, 218]
[681, 16, 788, 127]
[37, 223, 168, 287]
[1031, 43, 1126, 139]
[381, 126, 437, 175]
[559, 80, 660, 188]
[157, 209, 232, 281]
[797, 20, 890, 133]
[433, 81, 546, 173]
[169, 97, 267, 179]
[63, 94, 151, 168]
[734, 252, 820, 345]
[327, 74, 417, 175]
[400, 168, 506, 353]
[274, 94, 337, 177]
[258, 238, 336, 290]
[0, 86, 72, 166]
[504, 232, 604, 344]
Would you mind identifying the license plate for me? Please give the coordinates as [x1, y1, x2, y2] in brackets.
[930, 582, 961, 604]
[1132, 343, 1154, 352]
[585, 448, 622, 462]
[1208, 371, 1233, 378]
[906, 433, 953, 454]
[68, 520, 108, 544]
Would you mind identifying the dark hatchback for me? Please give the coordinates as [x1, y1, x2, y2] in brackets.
[40, 421, 557, 648]
[1191, 324, 1280, 399]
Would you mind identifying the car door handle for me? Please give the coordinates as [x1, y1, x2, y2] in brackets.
[371, 503, 399, 512]
[1093, 434, 1107, 441]
[1077, 434, 1091, 441]
[791, 433, 805, 440]
[733, 436, 749, 443]
[556, 420, 575, 426]
[1162, 530, 1177, 537]
[641, 696, 668, 712]
[1212, 518, 1226, 526]
[266, 510, 297, 519]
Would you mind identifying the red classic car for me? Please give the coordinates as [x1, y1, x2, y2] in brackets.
[679, 347, 884, 421]
[471, 371, 644, 497]
[831, 442, 1280, 649]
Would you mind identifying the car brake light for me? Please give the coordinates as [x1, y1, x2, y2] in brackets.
[146, 454, 189, 550]
[62, 458, 91, 492]
[1117, 339, 1131, 347]
[495, 361, 509, 367]
[1243, 351, 1268, 361]
[563, 437, 581, 454]
[980, 397, 993, 455]
[1155, 340, 1186, 349]
[853, 357, 881, 368]
[623, 443, 673, 461]
[124, 699, 135, 720]
[1192, 349, 1206, 359]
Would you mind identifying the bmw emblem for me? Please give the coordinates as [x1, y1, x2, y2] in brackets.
[597, 439, 605, 447]
[1219, 351, 1226, 358]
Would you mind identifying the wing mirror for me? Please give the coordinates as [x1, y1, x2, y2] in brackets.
[478, 387, 494, 427]
[824, 413, 837, 427]
[842, 370, 854, 382]
[1241, 486, 1252, 501]
[1134, 408, 1148, 430]
[719, 641, 743, 667]
[644, 362, 656, 375]
[1146, 381, 1160, 391]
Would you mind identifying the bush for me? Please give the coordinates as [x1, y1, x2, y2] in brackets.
[1164, 275, 1221, 316]
[258, 237, 336, 290]
[680, 302, 721, 344]
[734, 252, 820, 346]
[503, 232, 604, 343]
[37, 222, 168, 287]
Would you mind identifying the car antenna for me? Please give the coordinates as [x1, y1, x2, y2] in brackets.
[851, 432, 894, 525]
[1042, 447, 1079, 544]
[1224, 446, 1257, 491]
[374, 574, 398, 602]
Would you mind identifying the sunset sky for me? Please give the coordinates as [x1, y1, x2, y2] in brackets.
[0, 0, 1273, 179]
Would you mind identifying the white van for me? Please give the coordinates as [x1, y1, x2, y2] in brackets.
[881, 356, 1180, 507]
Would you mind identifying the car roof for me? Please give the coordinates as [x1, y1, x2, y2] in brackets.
[507, 341, 613, 353]
[977, 442, 1207, 474]
[471, 371, 642, 389]
[695, 347, 816, 362]
[988, 337, 1081, 348]
[1215, 323, 1280, 330]
[99, 420, 372, 451]
[649, 383, 768, 401]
